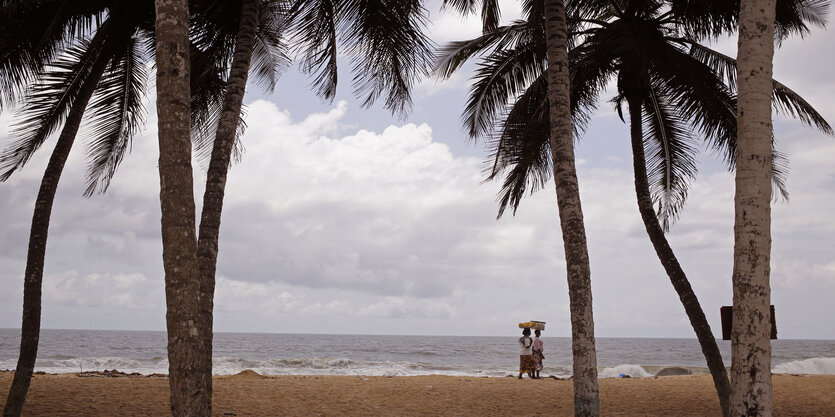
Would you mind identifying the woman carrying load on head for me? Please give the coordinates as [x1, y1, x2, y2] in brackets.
[518, 327, 535, 379]
[532, 329, 544, 379]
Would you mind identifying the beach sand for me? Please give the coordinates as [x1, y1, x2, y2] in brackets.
[1, 371, 833, 416]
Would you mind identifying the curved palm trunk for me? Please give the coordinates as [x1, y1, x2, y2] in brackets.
[195, 0, 260, 403]
[544, 1, 599, 416]
[731, 0, 776, 415]
[626, 99, 730, 417]
[153, 0, 206, 415]
[3, 55, 110, 417]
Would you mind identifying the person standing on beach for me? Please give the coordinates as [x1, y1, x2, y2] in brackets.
[518, 328, 535, 379]
[532, 330, 544, 379]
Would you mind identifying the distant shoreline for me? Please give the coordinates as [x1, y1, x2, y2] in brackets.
[2, 328, 834, 340]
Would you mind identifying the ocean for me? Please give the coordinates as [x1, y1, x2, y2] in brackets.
[1, 329, 834, 378]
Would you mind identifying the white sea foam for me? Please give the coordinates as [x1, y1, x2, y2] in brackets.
[599, 364, 652, 378]
[773, 357, 835, 375]
[0, 355, 497, 377]
[0, 356, 170, 375]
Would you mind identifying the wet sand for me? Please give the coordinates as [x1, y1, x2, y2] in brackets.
[1, 371, 833, 416]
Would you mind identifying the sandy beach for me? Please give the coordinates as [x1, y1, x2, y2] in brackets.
[1, 371, 833, 416]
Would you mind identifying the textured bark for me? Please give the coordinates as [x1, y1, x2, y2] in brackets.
[195, 0, 259, 403]
[154, 0, 207, 415]
[627, 100, 731, 417]
[731, 0, 776, 415]
[2, 37, 113, 417]
[543, 1, 600, 416]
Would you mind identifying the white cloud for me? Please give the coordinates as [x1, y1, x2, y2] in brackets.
[2, 41, 835, 338]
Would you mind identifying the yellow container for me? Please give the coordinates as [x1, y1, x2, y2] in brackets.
[519, 321, 546, 330]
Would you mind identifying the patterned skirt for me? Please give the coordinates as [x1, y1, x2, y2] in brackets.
[519, 354, 536, 373]
[533, 350, 544, 371]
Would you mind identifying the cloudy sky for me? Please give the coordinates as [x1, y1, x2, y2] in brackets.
[1, 2, 834, 339]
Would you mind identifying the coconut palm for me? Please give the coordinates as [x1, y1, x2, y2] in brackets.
[730, 0, 778, 414]
[0, 3, 157, 415]
[0, 1, 279, 413]
[436, 1, 830, 415]
[152, 0, 203, 412]
[150, 0, 434, 413]
[176, 1, 290, 410]
[543, 1, 600, 415]
[440, 0, 600, 414]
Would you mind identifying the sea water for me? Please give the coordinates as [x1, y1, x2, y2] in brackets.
[1, 329, 833, 378]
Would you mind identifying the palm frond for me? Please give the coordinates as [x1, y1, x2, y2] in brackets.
[568, 40, 613, 134]
[480, 0, 501, 32]
[487, 51, 606, 217]
[772, 147, 791, 201]
[657, 46, 804, 201]
[686, 43, 737, 89]
[773, 80, 834, 135]
[775, 0, 830, 42]
[244, 0, 291, 92]
[287, 0, 339, 100]
[83, 34, 148, 196]
[0, 1, 105, 110]
[488, 73, 551, 218]
[339, 0, 435, 116]
[566, 0, 621, 21]
[441, 0, 501, 32]
[435, 20, 534, 80]
[671, 0, 830, 41]
[0, 32, 108, 181]
[686, 43, 833, 135]
[652, 44, 738, 166]
[463, 41, 545, 140]
[639, 87, 699, 231]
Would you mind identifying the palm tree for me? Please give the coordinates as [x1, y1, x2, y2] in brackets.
[152, 0, 211, 413]
[153, 0, 435, 413]
[436, 1, 830, 415]
[187, 0, 289, 409]
[440, 0, 600, 414]
[0, 4, 155, 415]
[678, 1, 832, 414]
[543, 1, 600, 415]
[730, 0, 778, 414]
[0, 3, 249, 414]
[1, 1, 286, 414]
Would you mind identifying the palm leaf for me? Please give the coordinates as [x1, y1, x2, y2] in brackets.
[435, 20, 535, 81]
[441, 0, 501, 32]
[686, 43, 833, 135]
[639, 86, 699, 231]
[487, 43, 610, 217]
[246, 0, 291, 92]
[772, 148, 791, 201]
[657, 45, 797, 203]
[287, 0, 339, 100]
[0, 32, 108, 181]
[82, 33, 148, 196]
[463, 41, 545, 140]
[0, 1, 105, 110]
[489, 73, 551, 218]
[338, 0, 434, 116]
[670, 0, 830, 41]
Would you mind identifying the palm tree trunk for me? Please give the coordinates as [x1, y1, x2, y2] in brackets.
[2, 49, 111, 417]
[153, 0, 207, 415]
[626, 99, 730, 417]
[730, 0, 776, 415]
[544, 1, 599, 415]
[195, 0, 259, 402]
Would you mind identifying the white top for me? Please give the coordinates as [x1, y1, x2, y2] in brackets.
[519, 336, 533, 355]
[534, 336, 543, 352]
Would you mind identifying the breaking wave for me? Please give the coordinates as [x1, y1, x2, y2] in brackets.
[773, 357, 835, 375]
